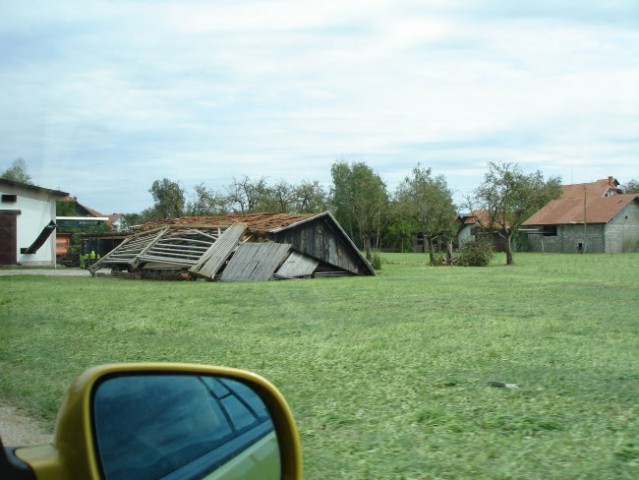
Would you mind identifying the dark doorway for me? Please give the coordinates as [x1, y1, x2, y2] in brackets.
[0, 210, 19, 265]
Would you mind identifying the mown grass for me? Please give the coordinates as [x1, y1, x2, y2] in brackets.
[1, 253, 639, 479]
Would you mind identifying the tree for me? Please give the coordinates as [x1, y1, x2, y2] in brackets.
[149, 178, 185, 219]
[394, 165, 456, 265]
[330, 161, 389, 257]
[623, 179, 639, 194]
[1, 158, 32, 184]
[186, 183, 228, 216]
[291, 180, 328, 213]
[473, 162, 562, 265]
[225, 176, 277, 213]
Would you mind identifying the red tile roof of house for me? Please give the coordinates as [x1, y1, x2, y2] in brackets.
[523, 194, 639, 226]
[560, 177, 621, 200]
[458, 210, 491, 226]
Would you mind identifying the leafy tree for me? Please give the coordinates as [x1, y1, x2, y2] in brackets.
[1, 158, 32, 184]
[623, 179, 639, 194]
[56, 199, 77, 216]
[331, 161, 389, 257]
[473, 162, 561, 265]
[394, 165, 456, 265]
[149, 178, 185, 219]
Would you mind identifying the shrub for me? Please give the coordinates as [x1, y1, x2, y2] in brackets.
[456, 238, 494, 267]
[371, 252, 382, 271]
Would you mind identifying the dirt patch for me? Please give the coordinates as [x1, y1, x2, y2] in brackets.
[0, 403, 53, 446]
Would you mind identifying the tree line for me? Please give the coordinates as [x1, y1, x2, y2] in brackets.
[3, 157, 639, 265]
[123, 161, 565, 265]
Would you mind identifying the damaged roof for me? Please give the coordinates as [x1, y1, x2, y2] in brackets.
[138, 212, 318, 235]
[91, 211, 375, 281]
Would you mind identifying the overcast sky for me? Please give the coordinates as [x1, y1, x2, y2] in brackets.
[1, 1, 638, 214]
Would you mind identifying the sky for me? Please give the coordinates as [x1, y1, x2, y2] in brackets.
[1, 0, 638, 214]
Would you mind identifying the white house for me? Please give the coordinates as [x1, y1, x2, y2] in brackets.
[0, 178, 68, 266]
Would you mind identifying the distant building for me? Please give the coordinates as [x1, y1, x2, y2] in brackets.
[522, 177, 639, 253]
[456, 210, 508, 252]
[0, 178, 68, 266]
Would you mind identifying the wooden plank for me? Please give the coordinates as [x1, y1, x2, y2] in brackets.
[190, 223, 247, 279]
[136, 254, 199, 266]
[149, 245, 209, 255]
[131, 227, 171, 268]
[275, 251, 319, 278]
[89, 229, 160, 273]
[220, 243, 291, 282]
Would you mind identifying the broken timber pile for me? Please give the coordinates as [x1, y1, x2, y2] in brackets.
[89, 212, 376, 282]
[89, 224, 248, 280]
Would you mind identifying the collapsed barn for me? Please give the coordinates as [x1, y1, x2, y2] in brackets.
[88, 212, 375, 281]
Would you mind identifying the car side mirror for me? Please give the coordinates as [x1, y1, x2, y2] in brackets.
[10, 364, 302, 479]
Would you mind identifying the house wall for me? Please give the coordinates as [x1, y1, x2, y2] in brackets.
[604, 201, 639, 253]
[528, 224, 606, 253]
[458, 225, 474, 247]
[0, 184, 58, 266]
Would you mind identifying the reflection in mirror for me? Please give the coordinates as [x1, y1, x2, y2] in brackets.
[92, 374, 280, 480]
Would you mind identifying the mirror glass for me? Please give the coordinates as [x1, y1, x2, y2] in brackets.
[92, 373, 280, 480]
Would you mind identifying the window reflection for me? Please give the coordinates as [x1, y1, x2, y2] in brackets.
[92, 374, 279, 480]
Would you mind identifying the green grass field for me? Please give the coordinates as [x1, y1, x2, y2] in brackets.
[2, 253, 639, 479]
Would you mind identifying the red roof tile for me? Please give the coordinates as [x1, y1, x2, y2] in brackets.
[523, 194, 639, 226]
[561, 177, 621, 200]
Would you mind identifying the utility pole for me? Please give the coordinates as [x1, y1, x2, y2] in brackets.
[582, 183, 587, 253]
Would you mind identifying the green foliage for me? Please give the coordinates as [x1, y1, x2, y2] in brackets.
[330, 161, 389, 253]
[394, 164, 457, 264]
[2, 253, 639, 479]
[623, 179, 639, 194]
[149, 178, 185, 219]
[456, 237, 494, 266]
[370, 251, 382, 271]
[473, 162, 562, 265]
[1, 158, 32, 184]
[290, 180, 328, 213]
[55, 199, 77, 216]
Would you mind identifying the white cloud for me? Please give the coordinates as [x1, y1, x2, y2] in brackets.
[1, 1, 638, 213]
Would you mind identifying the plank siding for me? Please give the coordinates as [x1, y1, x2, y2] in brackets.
[270, 216, 372, 275]
[190, 223, 247, 279]
[276, 252, 319, 278]
[220, 243, 291, 282]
